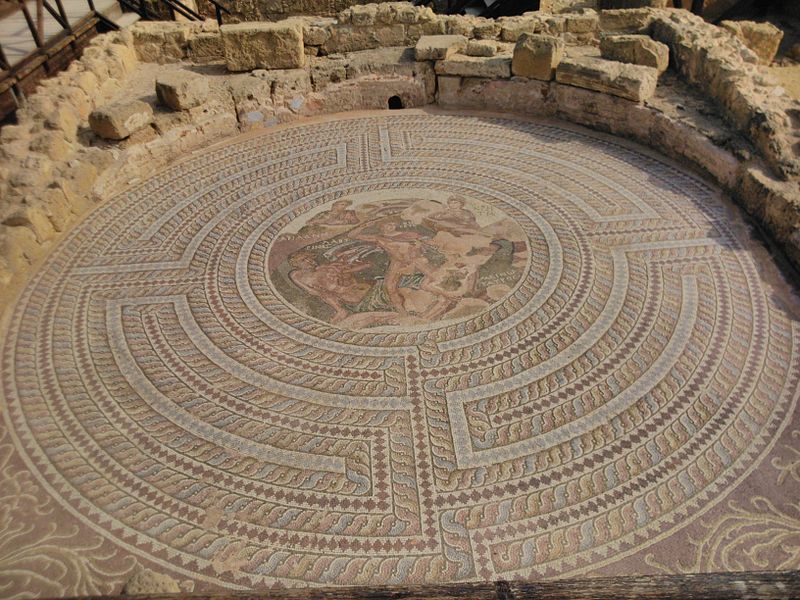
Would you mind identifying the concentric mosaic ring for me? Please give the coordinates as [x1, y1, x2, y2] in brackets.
[2, 112, 798, 587]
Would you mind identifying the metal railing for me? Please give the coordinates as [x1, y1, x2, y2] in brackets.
[0, 0, 104, 113]
[117, 0, 230, 24]
[0, 0, 230, 119]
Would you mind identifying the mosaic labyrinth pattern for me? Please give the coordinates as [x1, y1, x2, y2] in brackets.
[2, 112, 800, 590]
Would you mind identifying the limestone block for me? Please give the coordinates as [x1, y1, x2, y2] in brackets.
[599, 8, 656, 32]
[512, 33, 565, 81]
[499, 16, 541, 42]
[473, 19, 501, 40]
[9, 155, 53, 188]
[221, 22, 304, 72]
[0, 124, 29, 144]
[72, 70, 99, 97]
[720, 20, 783, 65]
[553, 82, 655, 141]
[415, 35, 467, 61]
[122, 570, 180, 595]
[227, 75, 274, 126]
[737, 165, 800, 246]
[107, 43, 138, 75]
[543, 0, 597, 10]
[39, 187, 73, 233]
[284, 17, 335, 47]
[341, 3, 378, 26]
[311, 56, 348, 90]
[555, 55, 658, 101]
[337, 47, 436, 103]
[89, 100, 154, 140]
[1, 200, 56, 243]
[189, 32, 224, 63]
[405, 20, 447, 43]
[321, 25, 405, 54]
[56, 85, 93, 120]
[600, 34, 669, 72]
[311, 76, 430, 114]
[565, 11, 599, 33]
[435, 54, 512, 79]
[648, 111, 740, 190]
[375, 2, 436, 25]
[130, 21, 189, 63]
[29, 131, 73, 162]
[374, 25, 407, 48]
[466, 40, 497, 57]
[0, 224, 40, 274]
[156, 71, 210, 110]
[598, 0, 667, 7]
[437, 75, 555, 115]
[540, 16, 567, 35]
[59, 158, 99, 215]
[442, 15, 479, 37]
[38, 104, 79, 143]
[252, 68, 311, 104]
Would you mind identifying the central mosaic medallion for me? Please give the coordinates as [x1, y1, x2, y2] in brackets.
[267, 191, 530, 329]
[1, 112, 798, 591]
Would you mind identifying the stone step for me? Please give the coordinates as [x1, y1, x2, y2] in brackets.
[112, 11, 141, 28]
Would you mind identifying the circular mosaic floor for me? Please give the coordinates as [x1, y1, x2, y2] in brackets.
[2, 112, 799, 589]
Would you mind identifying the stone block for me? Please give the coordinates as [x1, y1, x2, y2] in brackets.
[156, 71, 210, 110]
[720, 20, 783, 65]
[375, 2, 435, 25]
[310, 56, 348, 90]
[473, 19, 501, 40]
[437, 75, 555, 115]
[555, 55, 658, 102]
[499, 16, 541, 42]
[339, 47, 437, 103]
[599, 8, 656, 33]
[130, 21, 189, 63]
[0, 224, 40, 273]
[342, 3, 377, 26]
[29, 131, 73, 161]
[405, 20, 447, 42]
[89, 100, 154, 140]
[415, 35, 467, 61]
[512, 33, 565, 81]
[1, 201, 56, 243]
[435, 54, 512, 79]
[227, 75, 274, 125]
[220, 22, 304, 72]
[565, 11, 599, 33]
[598, 0, 667, 7]
[442, 15, 478, 37]
[321, 24, 405, 54]
[189, 32, 224, 63]
[600, 34, 669, 72]
[466, 40, 497, 57]
[252, 68, 311, 103]
[284, 17, 334, 46]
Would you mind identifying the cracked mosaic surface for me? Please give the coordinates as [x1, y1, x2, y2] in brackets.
[1, 112, 799, 593]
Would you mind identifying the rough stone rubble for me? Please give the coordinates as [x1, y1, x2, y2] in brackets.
[0, 2, 798, 305]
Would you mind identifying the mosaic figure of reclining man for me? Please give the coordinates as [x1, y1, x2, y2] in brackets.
[276, 197, 527, 328]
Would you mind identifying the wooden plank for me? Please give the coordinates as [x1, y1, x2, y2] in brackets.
[61, 571, 800, 600]
[510, 570, 800, 599]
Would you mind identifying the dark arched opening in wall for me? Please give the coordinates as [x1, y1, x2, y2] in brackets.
[388, 96, 404, 110]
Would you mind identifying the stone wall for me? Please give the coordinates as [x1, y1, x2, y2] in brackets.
[197, 0, 375, 23]
[1, 2, 798, 310]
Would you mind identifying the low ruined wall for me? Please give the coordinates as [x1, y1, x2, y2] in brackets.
[197, 0, 376, 23]
[1, 3, 798, 311]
